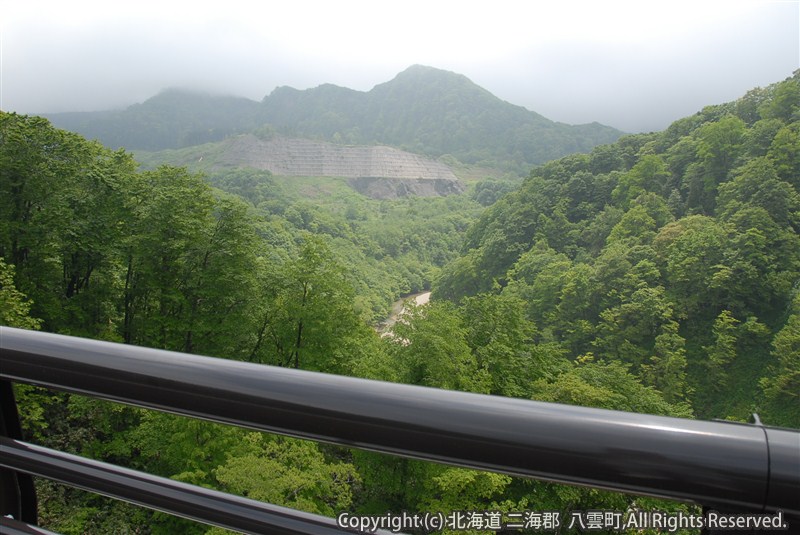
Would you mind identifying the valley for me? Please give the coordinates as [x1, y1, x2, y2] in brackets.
[2, 67, 798, 534]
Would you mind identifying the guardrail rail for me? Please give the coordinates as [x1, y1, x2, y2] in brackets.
[1, 326, 798, 534]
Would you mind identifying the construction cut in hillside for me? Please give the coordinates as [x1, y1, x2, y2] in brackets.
[212, 134, 464, 198]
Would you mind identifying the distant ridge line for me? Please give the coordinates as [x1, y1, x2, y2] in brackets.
[43, 65, 624, 169]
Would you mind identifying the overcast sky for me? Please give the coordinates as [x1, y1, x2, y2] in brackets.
[2, 0, 798, 132]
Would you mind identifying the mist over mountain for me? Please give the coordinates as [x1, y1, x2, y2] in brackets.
[44, 66, 623, 171]
[44, 90, 263, 151]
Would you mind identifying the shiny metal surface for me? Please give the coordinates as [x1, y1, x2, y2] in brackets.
[763, 427, 800, 516]
[0, 516, 61, 535]
[0, 437, 362, 535]
[1, 326, 797, 516]
[0, 380, 37, 524]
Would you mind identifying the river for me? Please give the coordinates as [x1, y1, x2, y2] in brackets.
[377, 291, 431, 334]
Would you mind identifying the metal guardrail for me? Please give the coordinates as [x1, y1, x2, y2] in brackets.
[0, 515, 60, 535]
[1, 326, 798, 533]
[0, 436, 356, 535]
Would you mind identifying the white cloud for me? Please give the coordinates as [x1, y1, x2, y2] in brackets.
[2, 0, 797, 131]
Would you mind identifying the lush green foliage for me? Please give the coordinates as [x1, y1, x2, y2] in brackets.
[436, 71, 800, 424]
[0, 258, 41, 330]
[2, 71, 797, 533]
[201, 168, 486, 323]
[0, 111, 391, 532]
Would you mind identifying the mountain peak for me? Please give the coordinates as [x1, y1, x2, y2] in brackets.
[399, 64, 454, 75]
[45, 67, 623, 167]
[390, 64, 473, 84]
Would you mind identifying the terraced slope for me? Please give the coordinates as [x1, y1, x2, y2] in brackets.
[221, 135, 456, 179]
[146, 134, 465, 199]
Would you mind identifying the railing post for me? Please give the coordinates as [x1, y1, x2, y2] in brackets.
[0, 380, 38, 524]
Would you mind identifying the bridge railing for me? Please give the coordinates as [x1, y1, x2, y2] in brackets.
[1, 326, 798, 533]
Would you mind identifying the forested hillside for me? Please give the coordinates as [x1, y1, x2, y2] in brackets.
[45, 89, 262, 151]
[45, 66, 622, 172]
[259, 65, 622, 169]
[436, 71, 800, 426]
[1, 71, 797, 534]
